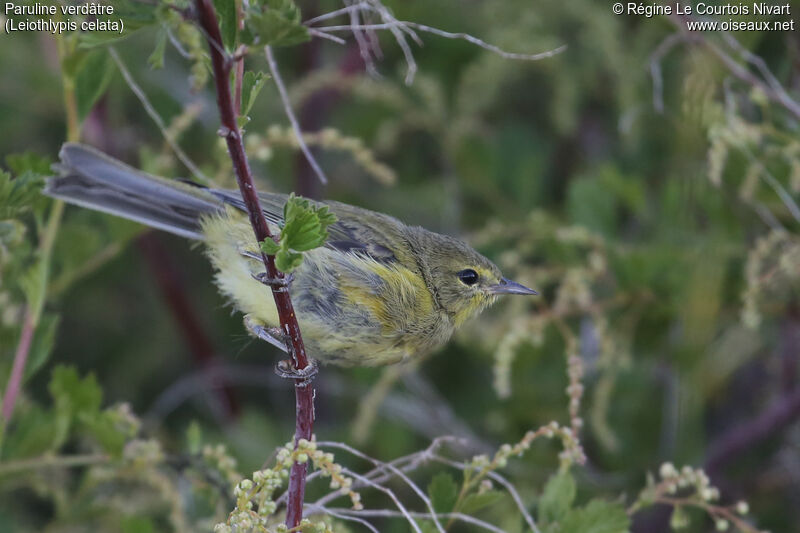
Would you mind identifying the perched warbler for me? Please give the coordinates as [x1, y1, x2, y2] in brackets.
[45, 144, 536, 368]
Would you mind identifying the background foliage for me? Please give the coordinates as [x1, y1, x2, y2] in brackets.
[1, 0, 799, 532]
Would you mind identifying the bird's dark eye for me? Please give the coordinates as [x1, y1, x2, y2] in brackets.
[457, 269, 479, 286]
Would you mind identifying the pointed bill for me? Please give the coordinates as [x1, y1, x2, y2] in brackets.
[489, 277, 538, 295]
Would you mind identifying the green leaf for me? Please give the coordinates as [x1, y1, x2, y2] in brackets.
[75, 50, 115, 121]
[6, 152, 52, 176]
[1, 404, 59, 459]
[260, 195, 337, 272]
[147, 30, 168, 69]
[539, 471, 576, 524]
[275, 250, 303, 272]
[560, 500, 630, 533]
[48, 365, 103, 416]
[49, 366, 103, 416]
[260, 238, 281, 255]
[84, 410, 127, 456]
[281, 194, 337, 252]
[0, 152, 49, 219]
[241, 70, 269, 117]
[0, 220, 26, 250]
[459, 490, 503, 514]
[48, 366, 103, 448]
[246, 0, 310, 47]
[213, 0, 238, 51]
[428, 473, 458, 513]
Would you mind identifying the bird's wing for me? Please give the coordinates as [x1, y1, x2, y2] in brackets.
[210, 189, 411, 265]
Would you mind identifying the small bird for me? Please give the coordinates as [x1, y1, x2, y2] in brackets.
[45, 144, 536, 370]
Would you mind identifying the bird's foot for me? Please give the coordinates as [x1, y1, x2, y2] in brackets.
[244, 315, 318, 386]
[275, 358, 318, 387]
[251, 271, 294, 292]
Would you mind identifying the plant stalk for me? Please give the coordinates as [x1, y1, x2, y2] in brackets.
[193, 1, 315, 527]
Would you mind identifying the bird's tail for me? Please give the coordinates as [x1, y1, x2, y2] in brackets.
[44, 143, 225, 239]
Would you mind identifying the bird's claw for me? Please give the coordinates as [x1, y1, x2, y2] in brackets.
[252, 272, 294, 291]
[275, 358, 318, 387]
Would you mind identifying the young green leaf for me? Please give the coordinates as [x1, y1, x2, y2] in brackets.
[539, 471, 577, 525]
[240, 70, 269, 117]
[260, 238, 281, 255]
[275, 250, 303, 273]
[0, 170, 44, 219]
[213, 0, 238, 51]
[282, 195, 337, 252]
[84, 410, 128, 456]
[259, 194, 337, 273]
[245, 0, 310, 47]
[428, 473, 458, 513]
[49, 366, 103, 419]
[0, 404, 59, 458]
[48, 365, 103, 449]
[559, 500, 631, 533]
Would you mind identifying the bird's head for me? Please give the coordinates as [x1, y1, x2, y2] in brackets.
[411, 229, 537, 326]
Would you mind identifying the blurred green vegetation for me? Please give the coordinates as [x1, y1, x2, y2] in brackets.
[1, 0, 799, 532]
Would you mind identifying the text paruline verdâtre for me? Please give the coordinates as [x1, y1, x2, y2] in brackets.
[4, 2, 122, 34]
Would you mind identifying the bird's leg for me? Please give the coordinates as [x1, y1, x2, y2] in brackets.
[244, 314, 289, 352]
[243, 315, 318, 386]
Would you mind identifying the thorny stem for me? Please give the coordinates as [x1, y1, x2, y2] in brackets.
[192, 1, 315, 528]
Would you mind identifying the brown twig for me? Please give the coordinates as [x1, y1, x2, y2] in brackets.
[193, 0, 315, 528]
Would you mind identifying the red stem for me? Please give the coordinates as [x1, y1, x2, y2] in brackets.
[1, 311, 35, 425]
[194, 1, 314, 527]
